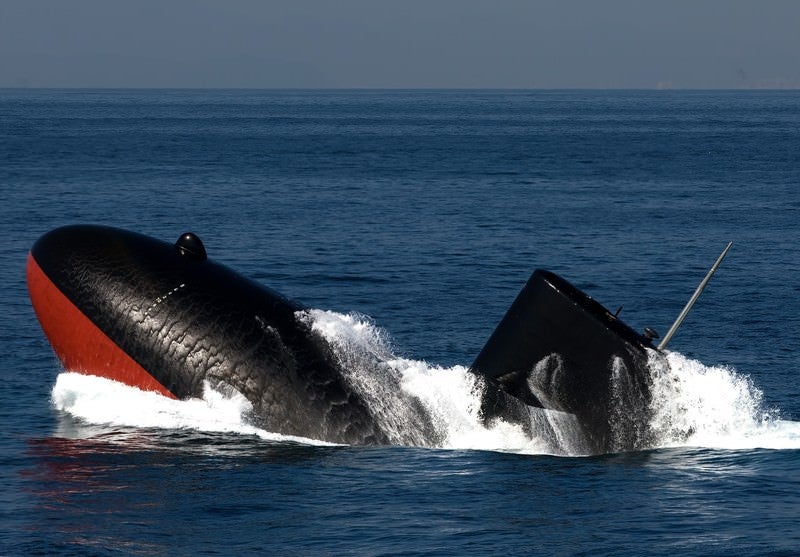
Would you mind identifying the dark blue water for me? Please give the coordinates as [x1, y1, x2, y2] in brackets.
[2, 89, 800, 555]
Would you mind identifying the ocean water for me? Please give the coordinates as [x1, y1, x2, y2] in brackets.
[2, 89, 800, 555]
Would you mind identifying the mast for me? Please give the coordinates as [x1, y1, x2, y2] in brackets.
[657, 242, 733, 351]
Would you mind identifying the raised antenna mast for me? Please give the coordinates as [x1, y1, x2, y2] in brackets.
[657, 241, 732, 351]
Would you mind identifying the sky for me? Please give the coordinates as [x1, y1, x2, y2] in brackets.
[1, 0, 798, 89]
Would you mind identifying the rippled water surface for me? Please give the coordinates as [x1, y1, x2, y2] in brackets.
[2, 89, 800, 555]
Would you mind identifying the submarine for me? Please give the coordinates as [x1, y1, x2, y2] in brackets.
[27, 225, 728, 453]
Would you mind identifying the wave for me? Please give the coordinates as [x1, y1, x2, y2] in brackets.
[51, 310, 800, 455]
[51, 372, 338, 446]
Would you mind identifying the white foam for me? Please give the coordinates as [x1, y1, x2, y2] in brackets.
[391, 358, 550, 453]
[51, 310, 800, 455]
[51, 372, 336, 446]
[648, 351, 800, 450]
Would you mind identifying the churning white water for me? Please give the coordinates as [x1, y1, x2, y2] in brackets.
[51, 310, 800, 454]
[647, 351, 799, 450]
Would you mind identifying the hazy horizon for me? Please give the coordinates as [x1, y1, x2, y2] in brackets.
[2, 1, 799, 90]
[3, 86, 799, 91]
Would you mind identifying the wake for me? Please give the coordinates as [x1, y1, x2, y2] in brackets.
[51, 310, 800, 455]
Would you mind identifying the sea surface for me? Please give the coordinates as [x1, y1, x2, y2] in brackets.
[2, 89, 799, 555]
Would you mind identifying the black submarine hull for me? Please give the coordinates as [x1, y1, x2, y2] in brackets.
[28, 225, 396, 445]
[27, 225, 662, 453]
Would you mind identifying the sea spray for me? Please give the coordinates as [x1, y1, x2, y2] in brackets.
[51, 372, 334, 445]
[51, 310, 800, 454]
[391, 358, 550, 453]
[647, 351, 783, 449]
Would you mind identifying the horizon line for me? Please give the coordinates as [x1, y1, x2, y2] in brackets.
[2, 86, 800, 92]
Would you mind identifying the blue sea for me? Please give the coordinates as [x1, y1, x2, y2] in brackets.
[2, 89, 800, 555]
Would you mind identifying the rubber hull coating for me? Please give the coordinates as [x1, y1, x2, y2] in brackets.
[28, 225, 662, 453]
[27, 225, 389, 444]
[471, 270, 658, 453]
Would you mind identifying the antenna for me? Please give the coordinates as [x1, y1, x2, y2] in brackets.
[656, 242, 733, 351]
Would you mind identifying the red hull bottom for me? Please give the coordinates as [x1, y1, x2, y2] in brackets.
[26, 253, 175, 399]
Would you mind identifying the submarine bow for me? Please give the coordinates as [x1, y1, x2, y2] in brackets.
[27, 224, 393, 445]
[27, 225, 661, 453]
